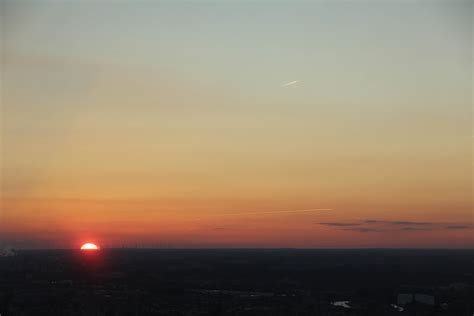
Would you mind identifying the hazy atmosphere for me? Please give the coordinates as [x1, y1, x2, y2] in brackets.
[1, 0, 472, 249]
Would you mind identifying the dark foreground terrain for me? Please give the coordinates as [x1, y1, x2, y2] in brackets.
[0, 249, 473, 315]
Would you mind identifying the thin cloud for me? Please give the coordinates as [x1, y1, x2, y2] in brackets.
[216, 208, 332, 217]
[444, 225, 472, 230]
[319, 219, 473, 233]
[390, 221, 430, 226]
[343, 227, 385, 233]
[364, 220, 381, 224]
[281, 80, 300, 87]
[364, 220, 430, 226]
[319, 222, 361, 227]
[400, 227, 433, 231]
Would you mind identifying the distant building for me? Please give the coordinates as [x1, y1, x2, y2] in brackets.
[397, 287, 435, 307]
[0, 246, 17, 257]
[397, 293, 413, 306]
[414, 293, 435, 306]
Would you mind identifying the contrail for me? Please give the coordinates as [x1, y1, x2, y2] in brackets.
[215, 208, 332, 217]
[281, 80, 300, 87]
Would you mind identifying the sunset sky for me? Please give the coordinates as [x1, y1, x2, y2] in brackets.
[1, 0, 472, 249]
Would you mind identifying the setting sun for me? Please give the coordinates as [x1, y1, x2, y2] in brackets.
[80, 243, 99, 250]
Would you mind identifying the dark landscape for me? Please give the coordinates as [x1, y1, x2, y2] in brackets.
[2, 1, 473, 315]
[1, 249, 473, 315]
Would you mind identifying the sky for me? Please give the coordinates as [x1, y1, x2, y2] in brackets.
[1, 0, 472, 249]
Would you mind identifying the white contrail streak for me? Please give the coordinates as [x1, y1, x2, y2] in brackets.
[215, 208, 332, 217]
[281, 80, 300, 87]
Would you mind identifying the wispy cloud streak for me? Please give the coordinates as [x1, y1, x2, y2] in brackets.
[281, 80, 300, 87]
[319, 222, 360, 227]
[319, 219, 473, 233]
[343, 227, 385, 233]
[364, 220, 430, 226]
[216, 208, 332, 217]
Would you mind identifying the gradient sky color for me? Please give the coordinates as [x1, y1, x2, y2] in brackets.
[1, 0, 472, 249]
